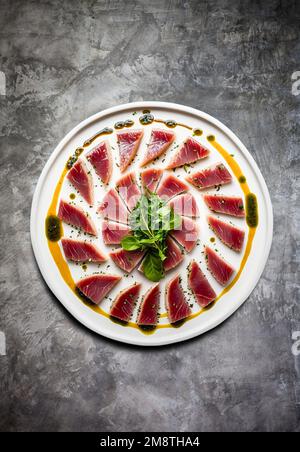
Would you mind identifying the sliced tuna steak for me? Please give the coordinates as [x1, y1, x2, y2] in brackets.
[67, 159, 94, 205]
[156, 175, 188, 200]
[163, 236, 184, 271]
[110, 283, 141, 322]
[205, 246, 234, 286]
[165, 274, 191, 323]
[117, 129, 144, 172]
[102, 220, 131, 245]
[137, 284, 160, 326]
[61, 238, 107, 262]
[140, 168, 163, 193]
[98, 189, 128, 224]
[58, 200, 97, 236]
[166, 137, 209, 169]
[186, 162, 232, 189]
[116, 172, 141, 211]
[208, 216, 245, 252]
[204, 195, 245, 217]
[110, 248, 145, 273]
[188, 260, 216, 308]
[168, 193, 199, 217]
[86, 140, 112, 184]
[140, 128, 175, 166]
[76, 274, 121, 305]
[170, 216, 199, 252]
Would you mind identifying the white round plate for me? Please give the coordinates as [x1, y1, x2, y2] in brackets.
[31, 102, 273, 346]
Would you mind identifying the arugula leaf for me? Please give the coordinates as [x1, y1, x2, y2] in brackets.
[142, 251, 164, 282]
[121, 192, 182, 281]
[121, 236, 141, 251]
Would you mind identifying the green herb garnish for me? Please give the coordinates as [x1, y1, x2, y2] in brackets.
[121, 192, 181, 282]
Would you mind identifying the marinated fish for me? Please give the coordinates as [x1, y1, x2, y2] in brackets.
[188, 260, 216, 307]
[86, 140, 112, 184]
[61, 238, 107, 262]
[140, 128, 175, 166]
[165, 274, 191, 323]
[76, 274, 121, 305]
[110, 283, 141, 322]
[58, 200, 97, 236]
[166, 137, 209, 169]
[205, 246, 235, 286]
[67, 159, 94, 205]
[117, 129, 144, 172]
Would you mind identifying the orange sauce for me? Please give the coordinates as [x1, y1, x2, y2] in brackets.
[154, 119, 192, 130]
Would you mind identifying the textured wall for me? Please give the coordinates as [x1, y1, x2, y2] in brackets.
[0, 0, 299, 432]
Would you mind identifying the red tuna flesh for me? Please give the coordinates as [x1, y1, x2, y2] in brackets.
[168, 193, 199, 217]
[163, 236, 184, 271]
[98, 189, 128, 224]
[166, 137, 209, 169]
[204, 195, 245, 217]
[102, 220, 131, 245]
[117, 129, 144, 172]
[186, 162, 232, 189]
[170, 216, 199, 252]
[116, 172, 141, 211]
[86, 140, 112, 184]
[140, 168, 163, 193]
[208, 216, 245, 252]
[76, 274, 121, 305]
[58, 200, 97, 236]
[188, 260, 216, 308]
[110, 283, 141, 322]
[156, 174, 188, 200]
[205, 246, 234, 286]
[61, 238, 107, 262]
[67, 159, 94, 205]
[137, 284, 160, 326]
[110, 248, 145, 273]
[140, 128, 175, 166]
[165, 274, 191, 323]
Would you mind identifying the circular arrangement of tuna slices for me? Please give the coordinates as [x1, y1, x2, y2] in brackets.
[31, 103, 272, 345]
[57, 124, 246, 326]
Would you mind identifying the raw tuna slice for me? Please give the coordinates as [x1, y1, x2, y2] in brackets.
[140, 168, 163, 193]
[76, 274, 121, 305]
[208, 216, 245, 252]
[186, 163, 232, 189]
[86, 140, 112, 184]
[168, 193, 199, 218]
[102, 220, 131, 245]
[116, 172, 141, 211]
[170, 216, 199, 252]
[140, 128, 175, 166]
[110, 248, 145, 273]
[98, 189, 128, 224]
[61, 238, 107, 262]
[205, 246, 234, 286]
[163, 236, 184, 271]
[204, 195, 245, 217]
[117, 129, 144, 172]
[166, 137, 209, 169]
[110, 283, 141, 322]
[67, 159, 94, 205]
[58, 200, 97, 236]
[188, 260, 216, 308]
[165, 274, 191, 323]
[137, 284, 160, 326]
[156, 175, 188, 200]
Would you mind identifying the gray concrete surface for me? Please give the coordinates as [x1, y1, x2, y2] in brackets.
[0, 0, 299, 432]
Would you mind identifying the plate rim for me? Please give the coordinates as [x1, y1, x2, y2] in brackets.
[30, 101, 273, 346]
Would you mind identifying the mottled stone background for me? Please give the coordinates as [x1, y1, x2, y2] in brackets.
[0, 0, 299, 432]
